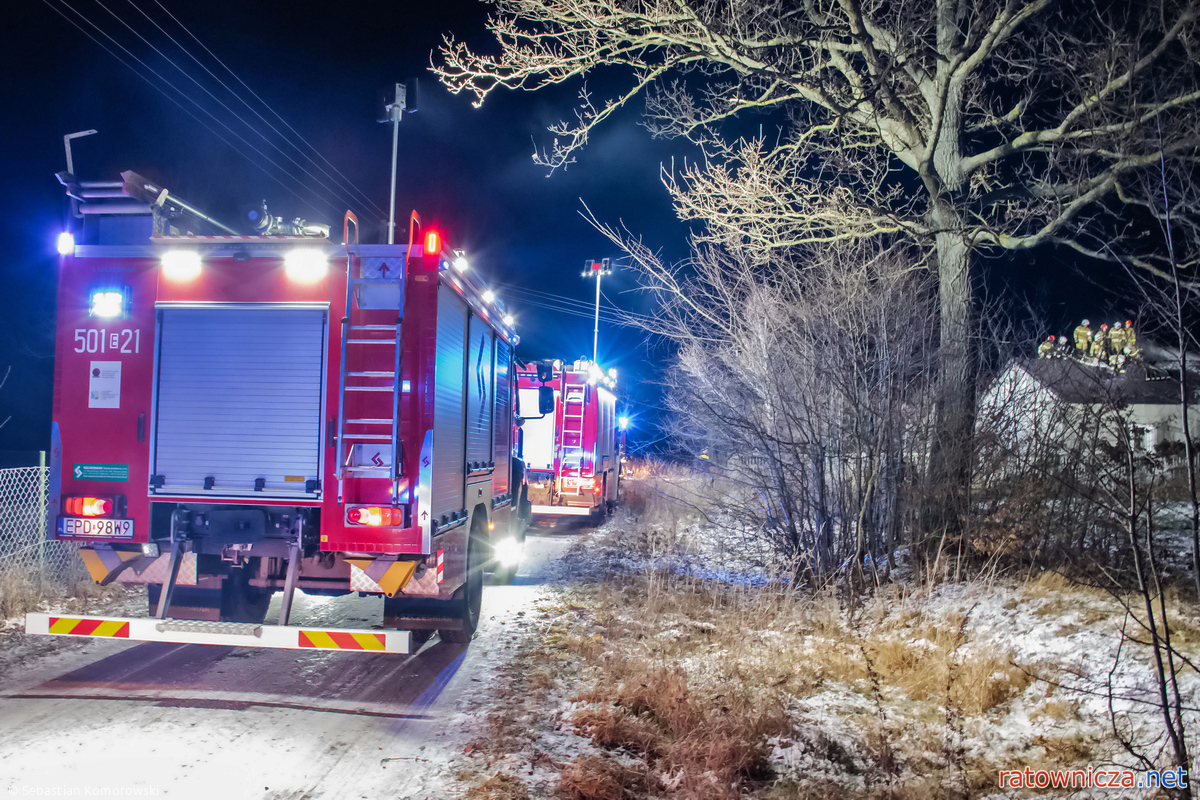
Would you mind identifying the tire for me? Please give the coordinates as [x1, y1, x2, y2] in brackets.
[518, 485, 532, 528]
[220, 568, 272, 624]
[440, 518, 485, 643]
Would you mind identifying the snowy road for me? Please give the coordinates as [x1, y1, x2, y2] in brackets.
[0, 529, 580, 800]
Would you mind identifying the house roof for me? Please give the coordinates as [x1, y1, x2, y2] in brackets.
[1012, 358, 1199, 405]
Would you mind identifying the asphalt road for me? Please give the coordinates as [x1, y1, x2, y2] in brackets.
[0, 529, 581, 800]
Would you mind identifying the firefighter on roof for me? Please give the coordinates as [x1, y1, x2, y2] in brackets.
[1073, 320, 1092, 353]
[1037, 335, 1056, 358]
[1057, 336, 1071, 357]
[1109, 321, 1126, 354]
[1125, 320, 1137, 351]
[1091, 324, 1109, 360]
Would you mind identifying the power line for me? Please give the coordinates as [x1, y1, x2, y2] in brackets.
[87, 0, 366, 220]
[42, 0, 334, 222]
[131, 0, 387, 220]
[495, 283, 603, 313]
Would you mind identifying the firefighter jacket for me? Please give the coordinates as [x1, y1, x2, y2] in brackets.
[1073, 325, 1092, 350]
[1109, 327, 1127, 353]
[1037, 340, 1055, 358]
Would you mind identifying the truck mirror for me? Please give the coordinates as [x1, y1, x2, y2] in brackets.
[539, 386, 555, 415]
[536, 362, 554, 382]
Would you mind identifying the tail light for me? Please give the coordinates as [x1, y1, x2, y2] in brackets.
[63, 496, 114, 517]
[424, 231, 440, 255]
[561, 477, 599, 494]
[346, 506, 402, 526]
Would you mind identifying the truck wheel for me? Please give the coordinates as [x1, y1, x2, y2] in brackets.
[440, 518, 485, 643]
[220, 568, 272, 624]
[518, 485, 532, 528]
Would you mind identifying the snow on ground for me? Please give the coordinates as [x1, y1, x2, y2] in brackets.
[4, 499, 1200, 799]
[459, 501, 1200, 799]
[0, 534, 574, 800]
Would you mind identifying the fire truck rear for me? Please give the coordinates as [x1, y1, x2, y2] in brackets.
[27, 171, 527, 653]
[515, 359, 620, 522]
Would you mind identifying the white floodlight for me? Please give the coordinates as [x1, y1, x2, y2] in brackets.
[161, 250, 202, 281]
[284, 249, 328, 283]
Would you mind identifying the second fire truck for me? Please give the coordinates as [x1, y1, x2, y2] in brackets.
[515, 359, 621, 522]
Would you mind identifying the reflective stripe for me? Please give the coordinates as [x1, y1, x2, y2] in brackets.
[48, 616, 130, 638]
[27, 613, 407, 653]
[299, 631, 386, 651]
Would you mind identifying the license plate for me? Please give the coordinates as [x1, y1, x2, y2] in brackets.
[57, 517, 134, 538]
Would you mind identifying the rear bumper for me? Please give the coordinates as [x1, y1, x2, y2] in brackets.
[530, 504, 593, 516]
[25, 613, 410, 653]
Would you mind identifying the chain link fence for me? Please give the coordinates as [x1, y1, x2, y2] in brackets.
[0, 464, 77, 581]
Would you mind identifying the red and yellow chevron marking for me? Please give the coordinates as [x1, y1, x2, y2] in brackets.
[298, 630, 386, 651]
[48, 616, 130, 638]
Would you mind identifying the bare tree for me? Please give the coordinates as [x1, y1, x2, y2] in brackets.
[633, 237, 938, 587]
[434, 0, 1200, 539]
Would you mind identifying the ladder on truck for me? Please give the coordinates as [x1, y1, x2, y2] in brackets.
[559, 385, 586, 474]
[335, 228, 406, 505]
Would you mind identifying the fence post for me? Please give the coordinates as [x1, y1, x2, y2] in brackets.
[38, 449, 47, 575]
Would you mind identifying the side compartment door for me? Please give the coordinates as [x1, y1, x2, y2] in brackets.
[431, 288, 467, 523]
[492, 337, 511, 496]
[465, 314, 495, 472]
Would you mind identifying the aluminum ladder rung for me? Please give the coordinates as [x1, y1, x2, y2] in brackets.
[349, 325, 398, 331]
[346, 418, 393, 424]
[343, 433, 393, 441]
[346, 386, 395, 392]
[347, 338, 396, 345]
[347, 371, 394, 377]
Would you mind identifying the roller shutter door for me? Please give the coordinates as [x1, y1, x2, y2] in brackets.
[152, 306, 327, 498]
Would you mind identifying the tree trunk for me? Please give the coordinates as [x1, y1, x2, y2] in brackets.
[924, 207, 975, 544]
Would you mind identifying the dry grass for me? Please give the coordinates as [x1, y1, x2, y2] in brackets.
[570, 664, 789, 799]
[463, 476, 1180, 798]
[557, 755, 648, 800]
[542, 568, 1047, 799]
[0, 567, 48, 619]
[465, 773, 532, 800]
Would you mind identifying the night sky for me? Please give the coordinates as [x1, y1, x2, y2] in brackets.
[0, 0, 698, 457]
[0, 1, 1138, 460]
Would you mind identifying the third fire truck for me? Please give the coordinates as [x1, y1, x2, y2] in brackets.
[515, 359, 621, 521]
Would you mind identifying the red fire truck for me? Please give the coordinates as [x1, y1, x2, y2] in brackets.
[26, 170, 528, 653]
[515, 359, 620, 522]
